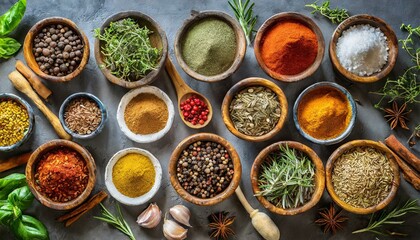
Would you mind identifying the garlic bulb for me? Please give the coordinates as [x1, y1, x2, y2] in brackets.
[136, 203, 161, 228]
[163, 215, 188, 240]
[169, 205, 192, 227]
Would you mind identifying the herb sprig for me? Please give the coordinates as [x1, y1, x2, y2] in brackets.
[228, 0, 257, 45]
[305, 0, 349, 24]
[352, 199, 420, 236]
[95, 203, 136, 240]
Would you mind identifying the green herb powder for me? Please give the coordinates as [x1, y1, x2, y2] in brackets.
[181, 18, 237, 76]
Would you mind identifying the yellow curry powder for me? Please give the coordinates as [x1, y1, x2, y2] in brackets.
[298, 87, 351, 140]
[112, 153, 155, 198]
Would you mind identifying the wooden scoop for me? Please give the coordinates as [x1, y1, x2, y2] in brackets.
[165, 58, 213, 129]
[8, 71, 71, 140]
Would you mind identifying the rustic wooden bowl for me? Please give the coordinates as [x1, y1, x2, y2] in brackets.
[254, 12, 325, 82]
[26, 139, 96, 210]
[329, 14, 398, 83]
[174, 11, 246, 82]
[221, 77, 288, 142]
[251, 141, 325, 215]
[169, 133, 242, 206]
[94, 11, 168, 88]
[326, 140, 400, 214]
[23, 17, 90, 82]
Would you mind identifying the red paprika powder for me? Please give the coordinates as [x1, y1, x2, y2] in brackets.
[260, 20, 318, 75]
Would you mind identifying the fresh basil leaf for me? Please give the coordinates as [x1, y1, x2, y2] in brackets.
[7, 186, 34, 211]
[0, 173, 27, 200]
[0, 37, 21, 59]
[11, 215, 49, 240]
[0, 0, 26, 36]
[0, 202, 21, 226]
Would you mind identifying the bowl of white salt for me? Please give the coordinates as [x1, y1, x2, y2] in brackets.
[329, 14, 398, 83]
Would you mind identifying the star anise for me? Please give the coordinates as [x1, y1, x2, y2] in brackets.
[315, 204, 348, 234]
[384, 101, 412, 130]
[208, 211, 236, 240]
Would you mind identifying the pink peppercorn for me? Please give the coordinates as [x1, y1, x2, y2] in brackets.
[180, 95, 209, 125]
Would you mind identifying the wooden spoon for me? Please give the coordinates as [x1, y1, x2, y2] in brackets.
[8, 71, 71, 140]
[165, 58, 213, 129]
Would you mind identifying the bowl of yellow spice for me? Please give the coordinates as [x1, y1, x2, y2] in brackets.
[293, 82, 357, 145]
[105, 147, 162, 206]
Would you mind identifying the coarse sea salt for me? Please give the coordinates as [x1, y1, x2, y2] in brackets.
[336, 24, 389, 76]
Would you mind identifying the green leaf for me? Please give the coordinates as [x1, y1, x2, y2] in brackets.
[0, 37, 21, 59]
[11, 215, 49, 240]
[7, 186, 34, 211]
[0, 173, 27, 200]
[0, 0, 26, 36]
[0, 202, 19, 226]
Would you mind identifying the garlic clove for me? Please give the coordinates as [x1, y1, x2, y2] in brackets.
[169, 205, 192, 227]
[163, 216, 188, 240]
[136, 203, 162, 229]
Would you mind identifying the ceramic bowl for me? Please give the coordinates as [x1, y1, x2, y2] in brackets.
[174, 10, 246, 82]
[329, 14, 398, 83]
[95, 11, 168, 88]
[326, 140, 400, 214]
[221, 77, 288, 142]
[116, 86, 175, 143]
[0, 93, 34, 152]
[105, 148, 162, 206]
[293, 82, 357, 145]
[23, 17, 90, 82]
[169, 133, 242, 206]
[254, 12, 325, 82]
[251, 141, 325, 215]
[59, 92, 107, 139]
[26, 139, 96, 210]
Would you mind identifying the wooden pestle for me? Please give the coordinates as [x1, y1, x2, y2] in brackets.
[8, 71, 71, 140]
[0, 152, 32, 172]
[15, 60, 52, 101]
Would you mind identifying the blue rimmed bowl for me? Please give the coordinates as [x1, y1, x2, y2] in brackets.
[293, 82, 357, 145]
[0, 93, 34, 152]
[59, 92, 107, 139]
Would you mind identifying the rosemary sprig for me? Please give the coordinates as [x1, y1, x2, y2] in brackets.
[228, 0, 257, 45]
[352, 199, 420, 235]
[94, 203, 136, 240]
[305, 0, 349, 24]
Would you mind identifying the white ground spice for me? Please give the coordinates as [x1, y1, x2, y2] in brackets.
[332, 146, 393, 208]
[336, 24, 388, 76]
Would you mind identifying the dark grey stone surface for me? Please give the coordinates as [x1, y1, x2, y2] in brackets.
[1, 0, 419, 239]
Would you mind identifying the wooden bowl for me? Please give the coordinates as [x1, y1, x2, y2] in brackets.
[329, 14, 398, 83]
[251, 141, 325, 215]
[326, 140, 400, 214]
[94, 11, 168, 88]
[221, 77, 288, 142]
[174, 11, 246, 82]
[23, 17, 90, 82]
[254, 12, 325, 82]
[26, 139, 96, 210]
[169, 133, 242, 206]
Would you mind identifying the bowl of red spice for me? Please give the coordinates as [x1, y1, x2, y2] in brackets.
[293, 82, 357, 145]
[26, 139, 96, 210]
[254, 12, 325, 82]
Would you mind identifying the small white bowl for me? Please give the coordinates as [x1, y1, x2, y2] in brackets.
[117, 86, 175, 143]
[105, 148, 162, 206]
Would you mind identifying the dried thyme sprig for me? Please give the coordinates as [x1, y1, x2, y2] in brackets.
[94, 203, 136, 240]
[352, 199, 420, 236]
[305, 0, 349, 24]
[228, 0, 257, 45]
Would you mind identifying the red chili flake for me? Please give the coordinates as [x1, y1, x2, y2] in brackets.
[180, 95, 209, 125]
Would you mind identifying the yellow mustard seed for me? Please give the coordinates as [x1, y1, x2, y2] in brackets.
[0, 100, 30, 147]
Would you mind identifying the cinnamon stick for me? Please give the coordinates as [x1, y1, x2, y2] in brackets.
[57, 190, 108, 226]
[385, 134, 420, 172]
[0, 152, 32, 172]
[15, 60, 52, 101]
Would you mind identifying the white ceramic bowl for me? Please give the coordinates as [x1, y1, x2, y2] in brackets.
[117, 86, 175, 143]
[105, 148, 162, 206]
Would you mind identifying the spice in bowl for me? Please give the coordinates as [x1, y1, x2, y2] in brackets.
[297, 86, 351, 140]
[260, 20, 318, 75]
[180, 95, 209, 125]
[332, 146, 394, 208]
[35, 147, 88, 202]
[176, 141, 234, 198]
[32, 24, 84, 76]
[124, 93, 168, 135]
[64, 97, 102, 135]
[336, 24, 388, 76]
[0, 99, 30, 147]
[182, 18, 236, 76]
[112, 153, 156, 198]
[229, 86, 280, 136]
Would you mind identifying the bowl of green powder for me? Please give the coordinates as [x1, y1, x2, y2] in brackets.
[174, 11, 246, 82]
